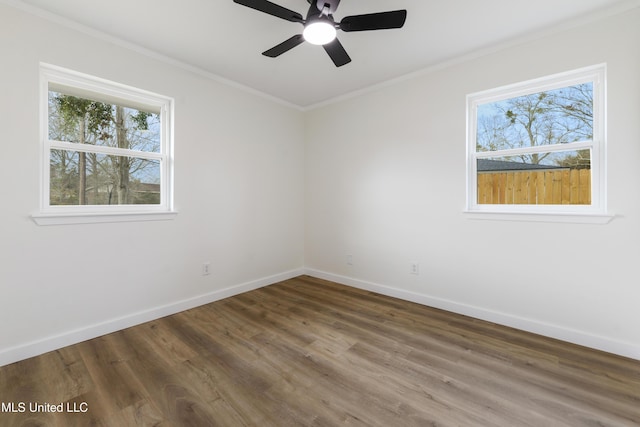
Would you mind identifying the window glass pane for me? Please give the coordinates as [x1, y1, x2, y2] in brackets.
[477, 149, 591, 205]
[50, 149, 161, 206]
[476, 83, 593, 153]
[48, 91, 161, 153]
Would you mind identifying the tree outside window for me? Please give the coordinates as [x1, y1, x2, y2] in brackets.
[48, 91, 162, 206]
[37, 64, 174, 225]
[466, 65, 606, 214]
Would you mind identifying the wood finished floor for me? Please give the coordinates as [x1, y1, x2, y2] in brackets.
[1, 275, 639, 426]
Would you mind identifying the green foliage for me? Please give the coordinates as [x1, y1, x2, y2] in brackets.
[131, 111, 152, 130]
[54, 95, 113, 141]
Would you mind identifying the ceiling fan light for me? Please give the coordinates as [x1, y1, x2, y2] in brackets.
[303, 21, 337, 45]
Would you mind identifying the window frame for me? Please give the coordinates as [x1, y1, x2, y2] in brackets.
[33, 64, 176, 225]
[465, 64, 612, 223]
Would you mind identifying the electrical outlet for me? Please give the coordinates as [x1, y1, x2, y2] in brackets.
[346, 254, 353, 266]
[202, 262, 211, 276]
[410, 263, 420, 275]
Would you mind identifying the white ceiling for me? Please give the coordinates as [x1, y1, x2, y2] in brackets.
[13, 0, 638, 108]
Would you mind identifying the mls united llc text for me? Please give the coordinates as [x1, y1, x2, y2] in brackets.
[1, 401, 88, 413]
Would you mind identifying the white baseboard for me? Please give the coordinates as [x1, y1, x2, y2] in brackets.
[3, 267, 637, 367]
[0, 268, 304, 367]
[304, 268, 640, 361]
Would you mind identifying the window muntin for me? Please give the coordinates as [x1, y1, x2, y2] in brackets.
[39, 64, 174, 218]
[467, 65, 605, 215]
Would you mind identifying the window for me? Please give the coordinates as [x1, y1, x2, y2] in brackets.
[466, 64, 610, 222]
[34, 64, 175, 225]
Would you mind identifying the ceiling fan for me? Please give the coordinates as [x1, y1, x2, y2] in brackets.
[233, 0, 407, 67]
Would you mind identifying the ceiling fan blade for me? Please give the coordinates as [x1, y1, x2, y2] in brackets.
[323, 38, 351, 67]
[233, 0, 303, 23]
[262, 35, 305, 57]
[340, 10, 407, 32]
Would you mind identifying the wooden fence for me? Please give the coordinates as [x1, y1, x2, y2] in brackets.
[477, 169, 591, 205]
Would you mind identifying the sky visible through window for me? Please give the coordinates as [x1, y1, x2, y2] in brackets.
[48, 90, 162, 205]
[476, 83, 593, 169]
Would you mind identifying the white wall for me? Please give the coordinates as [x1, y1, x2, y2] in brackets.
[2, 2, 639, 367]
[305, 9, 640, 359]
[0, 4, 305, 366]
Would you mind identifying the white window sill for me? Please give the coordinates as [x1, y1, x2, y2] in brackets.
[31, 211, 178, 226]
[462, 210, 614, 224]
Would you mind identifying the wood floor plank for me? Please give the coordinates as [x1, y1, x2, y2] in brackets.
[1, 275, 638, 426]
[76, 334, 145, 415]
